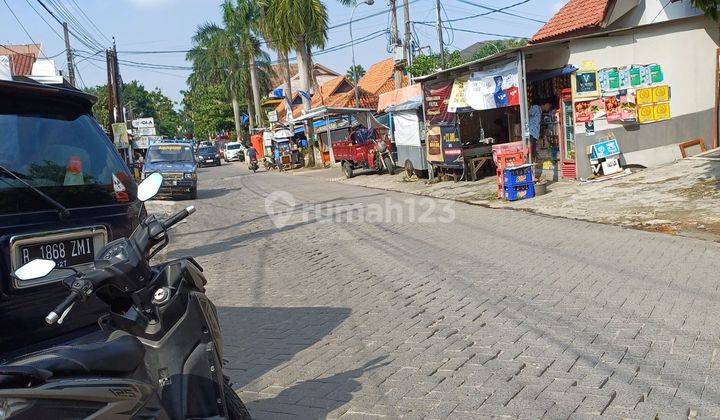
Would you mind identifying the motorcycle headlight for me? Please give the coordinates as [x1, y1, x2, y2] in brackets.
[184, 172, 197, 179]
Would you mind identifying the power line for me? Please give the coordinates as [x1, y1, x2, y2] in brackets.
[23, 0, 64, 41]
[46, 0, 106, 50]
[413, 21, 525, 39]
[454, 0, 546, 24]
[68, 0, 112, 45]
[36, 0, 103, 52]
[417, 0, 538, 24]
[2, 0, 47, 59]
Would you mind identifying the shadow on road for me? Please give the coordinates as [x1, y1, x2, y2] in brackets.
[197, 188, 233, 199]
[245, 356, 390, 418]
[217, 306, 351, 389]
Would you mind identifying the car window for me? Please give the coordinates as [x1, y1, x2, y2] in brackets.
[146, 144, 194, 162]
[227, 144, 241, 150]
[199, 147, 217, 154]
[0, 101, 134, 214]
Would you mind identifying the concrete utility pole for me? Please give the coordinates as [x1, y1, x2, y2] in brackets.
[390, 0, 402, 89]
[403, 0, 412, 70]
[435, 0, 445, 69]
[62, 22, 75, 87]
[106, 40, 124, 130]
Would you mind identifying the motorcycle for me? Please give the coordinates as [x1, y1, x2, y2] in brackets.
[0, 173, 251, 419]
[372, 138, 395, 175]
[249, 159, 259, 173]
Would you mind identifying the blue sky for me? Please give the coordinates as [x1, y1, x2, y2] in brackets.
[1, 0, 563, 103]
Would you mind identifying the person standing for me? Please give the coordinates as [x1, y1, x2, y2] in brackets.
[528, 102, 551, 162]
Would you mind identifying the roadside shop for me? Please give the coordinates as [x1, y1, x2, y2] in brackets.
[378, 84, 428, 177]
[417, 51, 528, 181]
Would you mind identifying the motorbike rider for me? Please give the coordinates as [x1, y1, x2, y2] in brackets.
[247, 144, 258, 169]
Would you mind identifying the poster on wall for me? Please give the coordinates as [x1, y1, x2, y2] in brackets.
[653, 102, 671, 121]
[620, 91, 637, 121]
[636, 87, 654, 105]
[573, 70, 599, 98]
[599, 68, 620, 92]
[638, 104, 655, 123]
[574, 99, 605, 123]
[604, 95, 622, 122]
[423, 80, 454, 125]
[448, 76, 469, 112]
[652, 85, 670, 102]
[618, 66, 631, 90]
[649, 64, 664, 84]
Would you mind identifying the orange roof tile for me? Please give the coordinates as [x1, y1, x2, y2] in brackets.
[8, 53, 36, 76]
[531, 0, 611, 43]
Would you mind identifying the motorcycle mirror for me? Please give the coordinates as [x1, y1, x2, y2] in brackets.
[14, 259, 56, 281]
[137, 173, 163, 202]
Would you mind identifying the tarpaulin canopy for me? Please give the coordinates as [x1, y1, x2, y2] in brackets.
[377, 84, 422, 112]
[527, 65, 578, 83]
[293, 117, 341, 134]
[386, 98, 422, 112]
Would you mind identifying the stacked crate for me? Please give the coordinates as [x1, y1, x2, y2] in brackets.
[497, 160, 535, 201]
[495, 151, 525, 199]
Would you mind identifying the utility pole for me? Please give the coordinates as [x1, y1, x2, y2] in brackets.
[62, 23, 75, 87]
[403, 0, 412, 71]
[106, 48, 115, 131]
[389, 0, 402, 89]
[435, 0, 445, 69]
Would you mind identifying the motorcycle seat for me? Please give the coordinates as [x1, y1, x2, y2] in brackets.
[3, 330, 145, 380]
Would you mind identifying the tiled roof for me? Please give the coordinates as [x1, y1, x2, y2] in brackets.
[531, 0, 611, 43]
[6, 53, 37, 76]
[269, 63, 299, 89]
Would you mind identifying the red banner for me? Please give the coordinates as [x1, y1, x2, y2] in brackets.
[423, 80, 454, 125]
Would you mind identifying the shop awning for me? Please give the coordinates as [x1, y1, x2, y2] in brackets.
[293, 117, 340, 134]
[377, 84, 422, 112]
[527, 65, 578, 83]
[386, 98, 422, 112]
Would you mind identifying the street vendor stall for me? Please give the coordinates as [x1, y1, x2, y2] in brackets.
[417, 52, 528, 181]
[378, 84, 428, 177]
[272, 128, 303, 169]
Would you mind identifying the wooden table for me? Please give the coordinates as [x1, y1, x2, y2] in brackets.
[466, 156, 493, 181]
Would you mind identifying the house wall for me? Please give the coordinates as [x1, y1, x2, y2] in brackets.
[610, 0, 701, 29]
[567, 16, 719, 178]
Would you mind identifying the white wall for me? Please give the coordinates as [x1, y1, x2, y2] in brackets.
[569, 16, 718, 121]
[611, 0, 702, 28]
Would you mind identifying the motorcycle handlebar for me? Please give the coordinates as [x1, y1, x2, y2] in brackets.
[162, 206, 196, 230]
[46, 291, 79, 324]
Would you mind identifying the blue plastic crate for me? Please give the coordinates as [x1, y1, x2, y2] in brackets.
[503, 164, 534, 187]
[504, 183, 535, 201]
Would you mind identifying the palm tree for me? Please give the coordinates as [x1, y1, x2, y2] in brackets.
[262, 0, 353, 166]
[346, 64, 366, 81]
[186, 22, 247, 139]
[222, 0, 266, 127]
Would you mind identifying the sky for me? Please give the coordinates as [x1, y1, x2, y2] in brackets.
[0, 0, 564, 104]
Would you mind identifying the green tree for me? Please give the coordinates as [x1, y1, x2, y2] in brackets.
[406, 50, 465, 77]
[346, 64, 366, 82]
[261, 0, 352, 166]
[148, 88, 181, 138]
[470, 39, 528, 61]
[692, 0, 719, 20]
[182, 83, 236, 140]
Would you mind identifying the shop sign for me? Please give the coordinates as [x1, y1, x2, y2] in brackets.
[448, 76, 469, 112]
[111, 123, 129, 149]
[423, 80, 454, 125]
[591, 138, 620, 159]
[426, 125, 443, 163]
[267, 110, 279, 122]
[132, 117, 155, 129]
[441, 126, 462, 167]
[573, 69, 599, 98]
[135, 126, 156, 137]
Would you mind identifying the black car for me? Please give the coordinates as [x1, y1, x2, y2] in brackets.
[197, 145, 221, 167]
[0, 80, 143, 355]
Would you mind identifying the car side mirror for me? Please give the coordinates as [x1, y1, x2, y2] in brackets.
[14, 259, 56, 281]
[137, 172, 163, 201]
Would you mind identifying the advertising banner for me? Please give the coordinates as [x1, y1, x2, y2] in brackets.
[111, 123, 129, 148]
[464, 60, 519, 111]
[447, 76, 469, 112]
[423, 80, 454, 125]
[131, 117, 155, 129]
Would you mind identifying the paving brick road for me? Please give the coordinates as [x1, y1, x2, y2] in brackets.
[150, 163, 720, 419]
